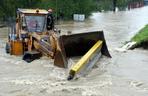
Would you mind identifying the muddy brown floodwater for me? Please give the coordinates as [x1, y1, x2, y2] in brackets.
[0, 6, 148, 96]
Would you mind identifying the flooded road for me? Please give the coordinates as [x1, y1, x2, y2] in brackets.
[0, 6, 148, 96]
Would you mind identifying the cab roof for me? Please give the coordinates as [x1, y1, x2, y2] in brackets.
[17, 8, 48, 14]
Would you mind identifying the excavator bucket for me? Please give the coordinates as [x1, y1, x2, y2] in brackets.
[54, 31, 111, 69]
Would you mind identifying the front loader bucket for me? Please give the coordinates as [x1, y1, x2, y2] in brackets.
[54, 31, 111, 68]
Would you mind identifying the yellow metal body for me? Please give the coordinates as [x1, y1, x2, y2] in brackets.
[10, 40, 23, 55]
[69, 40, 103, 78]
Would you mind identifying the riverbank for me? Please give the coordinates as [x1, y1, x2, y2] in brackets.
[132, 24, 148, 49]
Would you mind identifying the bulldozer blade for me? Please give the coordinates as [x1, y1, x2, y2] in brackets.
[54, 31, 111, 68]
[54, 49, 67, 68]
[54, 38, 68, 68]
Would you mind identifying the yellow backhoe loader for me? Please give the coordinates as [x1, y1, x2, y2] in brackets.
[5, 8, 111, 80]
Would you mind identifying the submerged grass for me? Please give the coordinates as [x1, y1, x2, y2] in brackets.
[132, 24, 148, 45]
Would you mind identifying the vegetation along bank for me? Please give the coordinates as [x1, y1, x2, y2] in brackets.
[132, 24, 148, 49]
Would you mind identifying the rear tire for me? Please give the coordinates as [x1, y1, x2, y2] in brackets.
[5, 43, 10, 54]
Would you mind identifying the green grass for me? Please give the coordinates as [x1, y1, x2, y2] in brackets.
[132, 24, 148, 45]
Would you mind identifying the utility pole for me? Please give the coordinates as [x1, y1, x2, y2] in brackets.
[113, 0, 117, 12]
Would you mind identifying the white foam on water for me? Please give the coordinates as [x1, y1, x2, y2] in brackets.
[115, 42, 136, 52]
[130, 81, 148, 92]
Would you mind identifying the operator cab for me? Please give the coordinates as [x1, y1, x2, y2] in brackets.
[25, 15, 46, 32]
[17, 8, 52, 34]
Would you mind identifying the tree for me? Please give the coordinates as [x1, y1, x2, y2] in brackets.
[0, 0, 41, 21]
[0, 0, 144, 21]
[38, 0, 97, 19]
